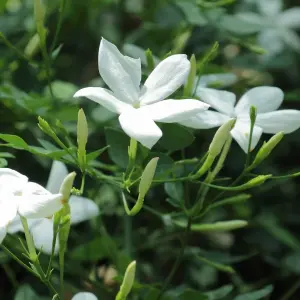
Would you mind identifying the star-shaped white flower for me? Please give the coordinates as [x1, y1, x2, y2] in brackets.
[74, 38, 209, 149]
[72, 292, 98, 300]
[237, 0, 300, 57]
[0, 168, 64, 244]
[7, 161, 99, 254]
[178, 86, 300, 152]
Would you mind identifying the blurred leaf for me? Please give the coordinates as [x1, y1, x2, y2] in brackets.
[220, 15, 264, 34]
[158, 123, 195, 151]
[105, 127, 129, 168]
[178, 289, 208, 299]
[282, 252, 300, 274]
[197, 256, 235, 274]
[233, 285, 273, 300]
[258, 214, 300, 251]
[44, 81, 78, 100]
[204, 285, 233, 300]
[0, 134, 28, 149]
[175, 0, 207, 25]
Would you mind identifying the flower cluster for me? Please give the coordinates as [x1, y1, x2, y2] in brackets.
[75, 38, 300, 153]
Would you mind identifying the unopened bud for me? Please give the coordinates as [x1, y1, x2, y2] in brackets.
[59, 172, 76, 202]
[183, 54, 196, 97]
[197, 119, 235, 177]
[191, 220, 248, 232]
[250, 132, 284, 170]
[145, 49, 155, 71]
[138, 157, 159, 200]
[238, 175, 271, 190]
[116, 261, 136, 300]
[209, 119, 236, 157]
[250, 105, 257, 126]
[24, 33, 40, 58]
[77, 109, 88, 169]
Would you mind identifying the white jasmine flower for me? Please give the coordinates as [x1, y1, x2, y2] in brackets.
[74, 38, 209, 149]
[237, 0, 300, 57]
[179, 86, 300, 152]
[8, 161, 99, 254]
[72, 292, 98, 300]
[0, 168, 63, 244]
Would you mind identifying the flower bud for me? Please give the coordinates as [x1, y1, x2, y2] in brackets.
[59, 172, 76, 203]
[250, 132, 284, 170]
[77, 109, 88, 169]
[209, 119, 236, 158]
[183, 54, 196, 97]
[145, 48, 155, 71]
[196, 119, 235, 177]
[189, 220, 248, 232]
[250, 105, 257, 126]
[24, 33, 40, 58]
[138, 157, 159, 200]
[77, 109, 88, 153]
[116, 261, 136, 300]
[239, 174, 272, 190]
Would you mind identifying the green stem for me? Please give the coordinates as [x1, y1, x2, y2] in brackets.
[0, 245, 37, 277]
[124, 214, 132, 257]
[156, 217, 192, 300]
[50, 0, 66, 53]
[20, 216, 37, 258]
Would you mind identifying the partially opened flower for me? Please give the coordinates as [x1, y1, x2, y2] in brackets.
[72, 292, 98, 300]
[0, 168, 63, 244]
[8, 161, 99, 254]
[74, 38, 209, 149]
[179, 86, 300, 152]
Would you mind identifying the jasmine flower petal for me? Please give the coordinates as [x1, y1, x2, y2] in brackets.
[279, 8, 300, 29]
[139, 54, 190, 105]
[256, 110, 300, 133]
[230, 121, 263, 153]
[179, 111, 230, 129]
[46, 161, 68, 194]
[235, 86, 284, 115]
[74, 87, 131, 114]
[72, 292, 98, 300]
[99, 38, 141, 104]
[138, 99, 209, 123]
[119, 109, 162, 149]
[196, 88, 236, 115]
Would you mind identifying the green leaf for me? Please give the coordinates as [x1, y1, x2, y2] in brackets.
[175, 0, 207, 25]
[234, 285, 273, 300]
[44, 80, 78, 100]
[86, 146, 110, 162]
[282, 252, 300, 274]
[258, 214, 300, 251]
[150, 153, 174, 179]
[197, 256, 235, 274]
[178, 289, 208, 300]
[105, 127, 129, 168]
[158, 123, 195, 151]
[164, 182, 184, 208]
[0, 134, 28, 149]
[220, 15, 264, 35]
[205, 285, 234, 300]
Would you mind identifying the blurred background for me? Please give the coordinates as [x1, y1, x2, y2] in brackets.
[1, 0, 300, 299]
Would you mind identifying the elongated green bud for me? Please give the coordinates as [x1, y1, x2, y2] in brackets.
[59, 172, 76, 203]
[183, 54, 197, 97]
[250, 132, 284, 170]
[174, 219, 248, 232]
[138, 157, 159, 200]
[250, 105, 257, 126]
[24, 33, 40, 58]
[34, 0, 46, 46]
[38, 116, 56, 137]
[116, 261, 136, 300]
[77, 109, 88, 169]
[145, 49, 155, 72]
[209, 119, 236, 157]
[239, 175, 271, 190]
[196, 119, 235, 177]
